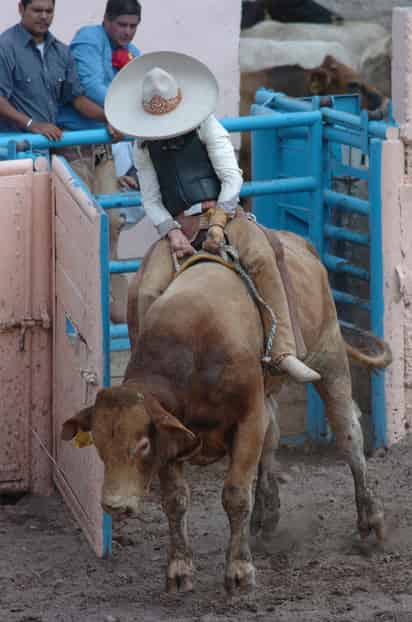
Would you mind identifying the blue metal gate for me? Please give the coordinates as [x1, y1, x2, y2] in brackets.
[250, 90, 391, 448]
[0, 96, 392, 447]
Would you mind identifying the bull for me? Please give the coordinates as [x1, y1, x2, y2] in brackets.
[62, 227, 391, 593]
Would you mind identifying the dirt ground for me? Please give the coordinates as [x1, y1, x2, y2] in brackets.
[2, 435, 412, 622]
[2, 2, 412, 621]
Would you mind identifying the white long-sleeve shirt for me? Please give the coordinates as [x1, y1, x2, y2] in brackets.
[133, 114, 243, 237]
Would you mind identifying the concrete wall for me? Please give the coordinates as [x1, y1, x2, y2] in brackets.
[0, 159, 53, 496]
[380, 7, 412, 443]
[1, 0, 241, 120]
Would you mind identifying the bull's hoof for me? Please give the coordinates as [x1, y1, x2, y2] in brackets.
[166, 559, 194, 593]
[224, 561, 256, 593]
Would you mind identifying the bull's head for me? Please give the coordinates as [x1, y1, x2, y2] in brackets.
[61, 386, 200, 518]
[308, 55, 386, 113]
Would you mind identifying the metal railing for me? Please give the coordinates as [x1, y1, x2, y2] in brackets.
[250, 88, 392, 448]
[1, 95, 392, 446]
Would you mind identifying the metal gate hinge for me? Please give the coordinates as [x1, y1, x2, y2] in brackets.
[80, 369, 99, 385]
[0, 312, 52, 352]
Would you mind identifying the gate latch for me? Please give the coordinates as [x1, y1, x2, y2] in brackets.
[0, 311, 52, 351]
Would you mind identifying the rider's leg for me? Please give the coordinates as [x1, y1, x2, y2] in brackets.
[225, 216, 320, 383]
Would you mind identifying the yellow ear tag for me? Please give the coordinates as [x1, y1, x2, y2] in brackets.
[74, 430, 94, 448]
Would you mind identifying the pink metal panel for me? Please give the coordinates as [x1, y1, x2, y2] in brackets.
[0, 160, 53, 494]
[0, 162, 33, 492]
[52, 156, 105, 556]
[30, 171, 53, 495]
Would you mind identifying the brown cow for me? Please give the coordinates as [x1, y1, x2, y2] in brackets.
[62, 227, 390, 594]
[240, 54, 387, 181]
[241, 0, 343, 30]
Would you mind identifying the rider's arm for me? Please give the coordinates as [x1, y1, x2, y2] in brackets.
[133, 140, 181, 237]
[198, 114, 243, 214]
[69, 27, 109, 108]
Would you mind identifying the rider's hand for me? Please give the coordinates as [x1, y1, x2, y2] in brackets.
[29, 121, 63, 141]
[118, 175, 139, 190]
[168, 228, 195, 259]
[107, 123, 124, 143]
[202, 200, 217, 212]
[202, 225, 225, 254]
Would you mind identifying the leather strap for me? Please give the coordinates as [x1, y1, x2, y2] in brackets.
[173, 251, 236, 278]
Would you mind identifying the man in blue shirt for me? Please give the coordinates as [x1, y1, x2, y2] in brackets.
[58, 0, 142, 323]
[58, 0, 141, 134]
[0, 0, 128, 324]
[0, 0, 115, 138]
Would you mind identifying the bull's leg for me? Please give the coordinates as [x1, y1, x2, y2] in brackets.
[251, 396, 281, 539]
[223, 403, 266, 592]
[315, 349, 384, 541]
[159, 463, 193, 593]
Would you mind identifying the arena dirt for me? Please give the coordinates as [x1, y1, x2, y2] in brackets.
[2, 437, 412, 622]
[2, 2, 412, 621]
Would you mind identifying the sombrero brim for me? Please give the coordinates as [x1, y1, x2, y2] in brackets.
[104, 51, 219, 140]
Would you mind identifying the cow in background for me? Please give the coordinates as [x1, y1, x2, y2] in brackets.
[241, 1, 266, 29]
[241, 19, 389, 70]
[239, 55, 388, 182]
[241, 0, 343, 30]
[360, 35, 392, 102]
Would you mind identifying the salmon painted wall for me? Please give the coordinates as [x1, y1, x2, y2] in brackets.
[2, 0, 242, 257]
[1, 0, 242, 119]
[380, 7, 412, 443]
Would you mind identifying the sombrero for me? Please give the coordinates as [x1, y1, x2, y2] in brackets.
[104, 51, 219, 140]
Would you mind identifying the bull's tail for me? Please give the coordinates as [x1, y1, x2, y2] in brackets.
[342, 325, 392, 370]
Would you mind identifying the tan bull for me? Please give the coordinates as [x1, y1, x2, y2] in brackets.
[62, 226, 391, 594]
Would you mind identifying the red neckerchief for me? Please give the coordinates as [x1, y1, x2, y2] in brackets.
[112, 48, 135, 70]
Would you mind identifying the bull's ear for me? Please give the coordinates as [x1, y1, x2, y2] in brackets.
[144, 394, 201, 465]
[309, 68, 329, 94]
[61, 406, 94, 442]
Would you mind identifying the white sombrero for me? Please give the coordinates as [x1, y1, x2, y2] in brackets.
[104, 51, 219, 140]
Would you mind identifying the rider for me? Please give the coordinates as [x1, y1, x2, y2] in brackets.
[104, 51, 320, 383]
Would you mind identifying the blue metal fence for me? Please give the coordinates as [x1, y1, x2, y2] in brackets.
[0, 96, 391, 448]
[250, 90, 392, 448]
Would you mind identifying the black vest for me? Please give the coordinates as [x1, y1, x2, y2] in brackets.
[147, 130, 221, 218]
